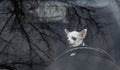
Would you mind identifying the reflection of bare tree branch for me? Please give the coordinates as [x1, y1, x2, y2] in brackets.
[29, 23, 52, 54]
[31, 41, 51, 59]
[28, 23, 52, 56]
[0, 37, 8, 42]
[16, 15, 33, 69]
[41, 23, 65, 44]
[0, 36, 15, 56]
[0, 36, 16, 70]
[0, 13, 14, 36]
[72, 6, 82, 29]
[28, 22, 65, 51]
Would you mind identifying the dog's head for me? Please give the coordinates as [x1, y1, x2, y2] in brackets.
[65, 29, 87, 47]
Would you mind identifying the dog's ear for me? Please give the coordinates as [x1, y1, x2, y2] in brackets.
[79, 29, 87, 39]
[64, 28, 70, 35]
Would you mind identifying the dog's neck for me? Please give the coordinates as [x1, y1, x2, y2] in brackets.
[70, 41, 85, 47]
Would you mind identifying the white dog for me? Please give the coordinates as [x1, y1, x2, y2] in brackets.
[65, 29, 87, 47]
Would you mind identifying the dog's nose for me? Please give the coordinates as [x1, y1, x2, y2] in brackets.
[67, 39, 69, 42]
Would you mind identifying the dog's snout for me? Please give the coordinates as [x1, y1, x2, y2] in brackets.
[67, 40, 70, 43]
[67, 40, 74, 45]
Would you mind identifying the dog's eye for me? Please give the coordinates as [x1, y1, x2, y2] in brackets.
[72, 37, 77, 41]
